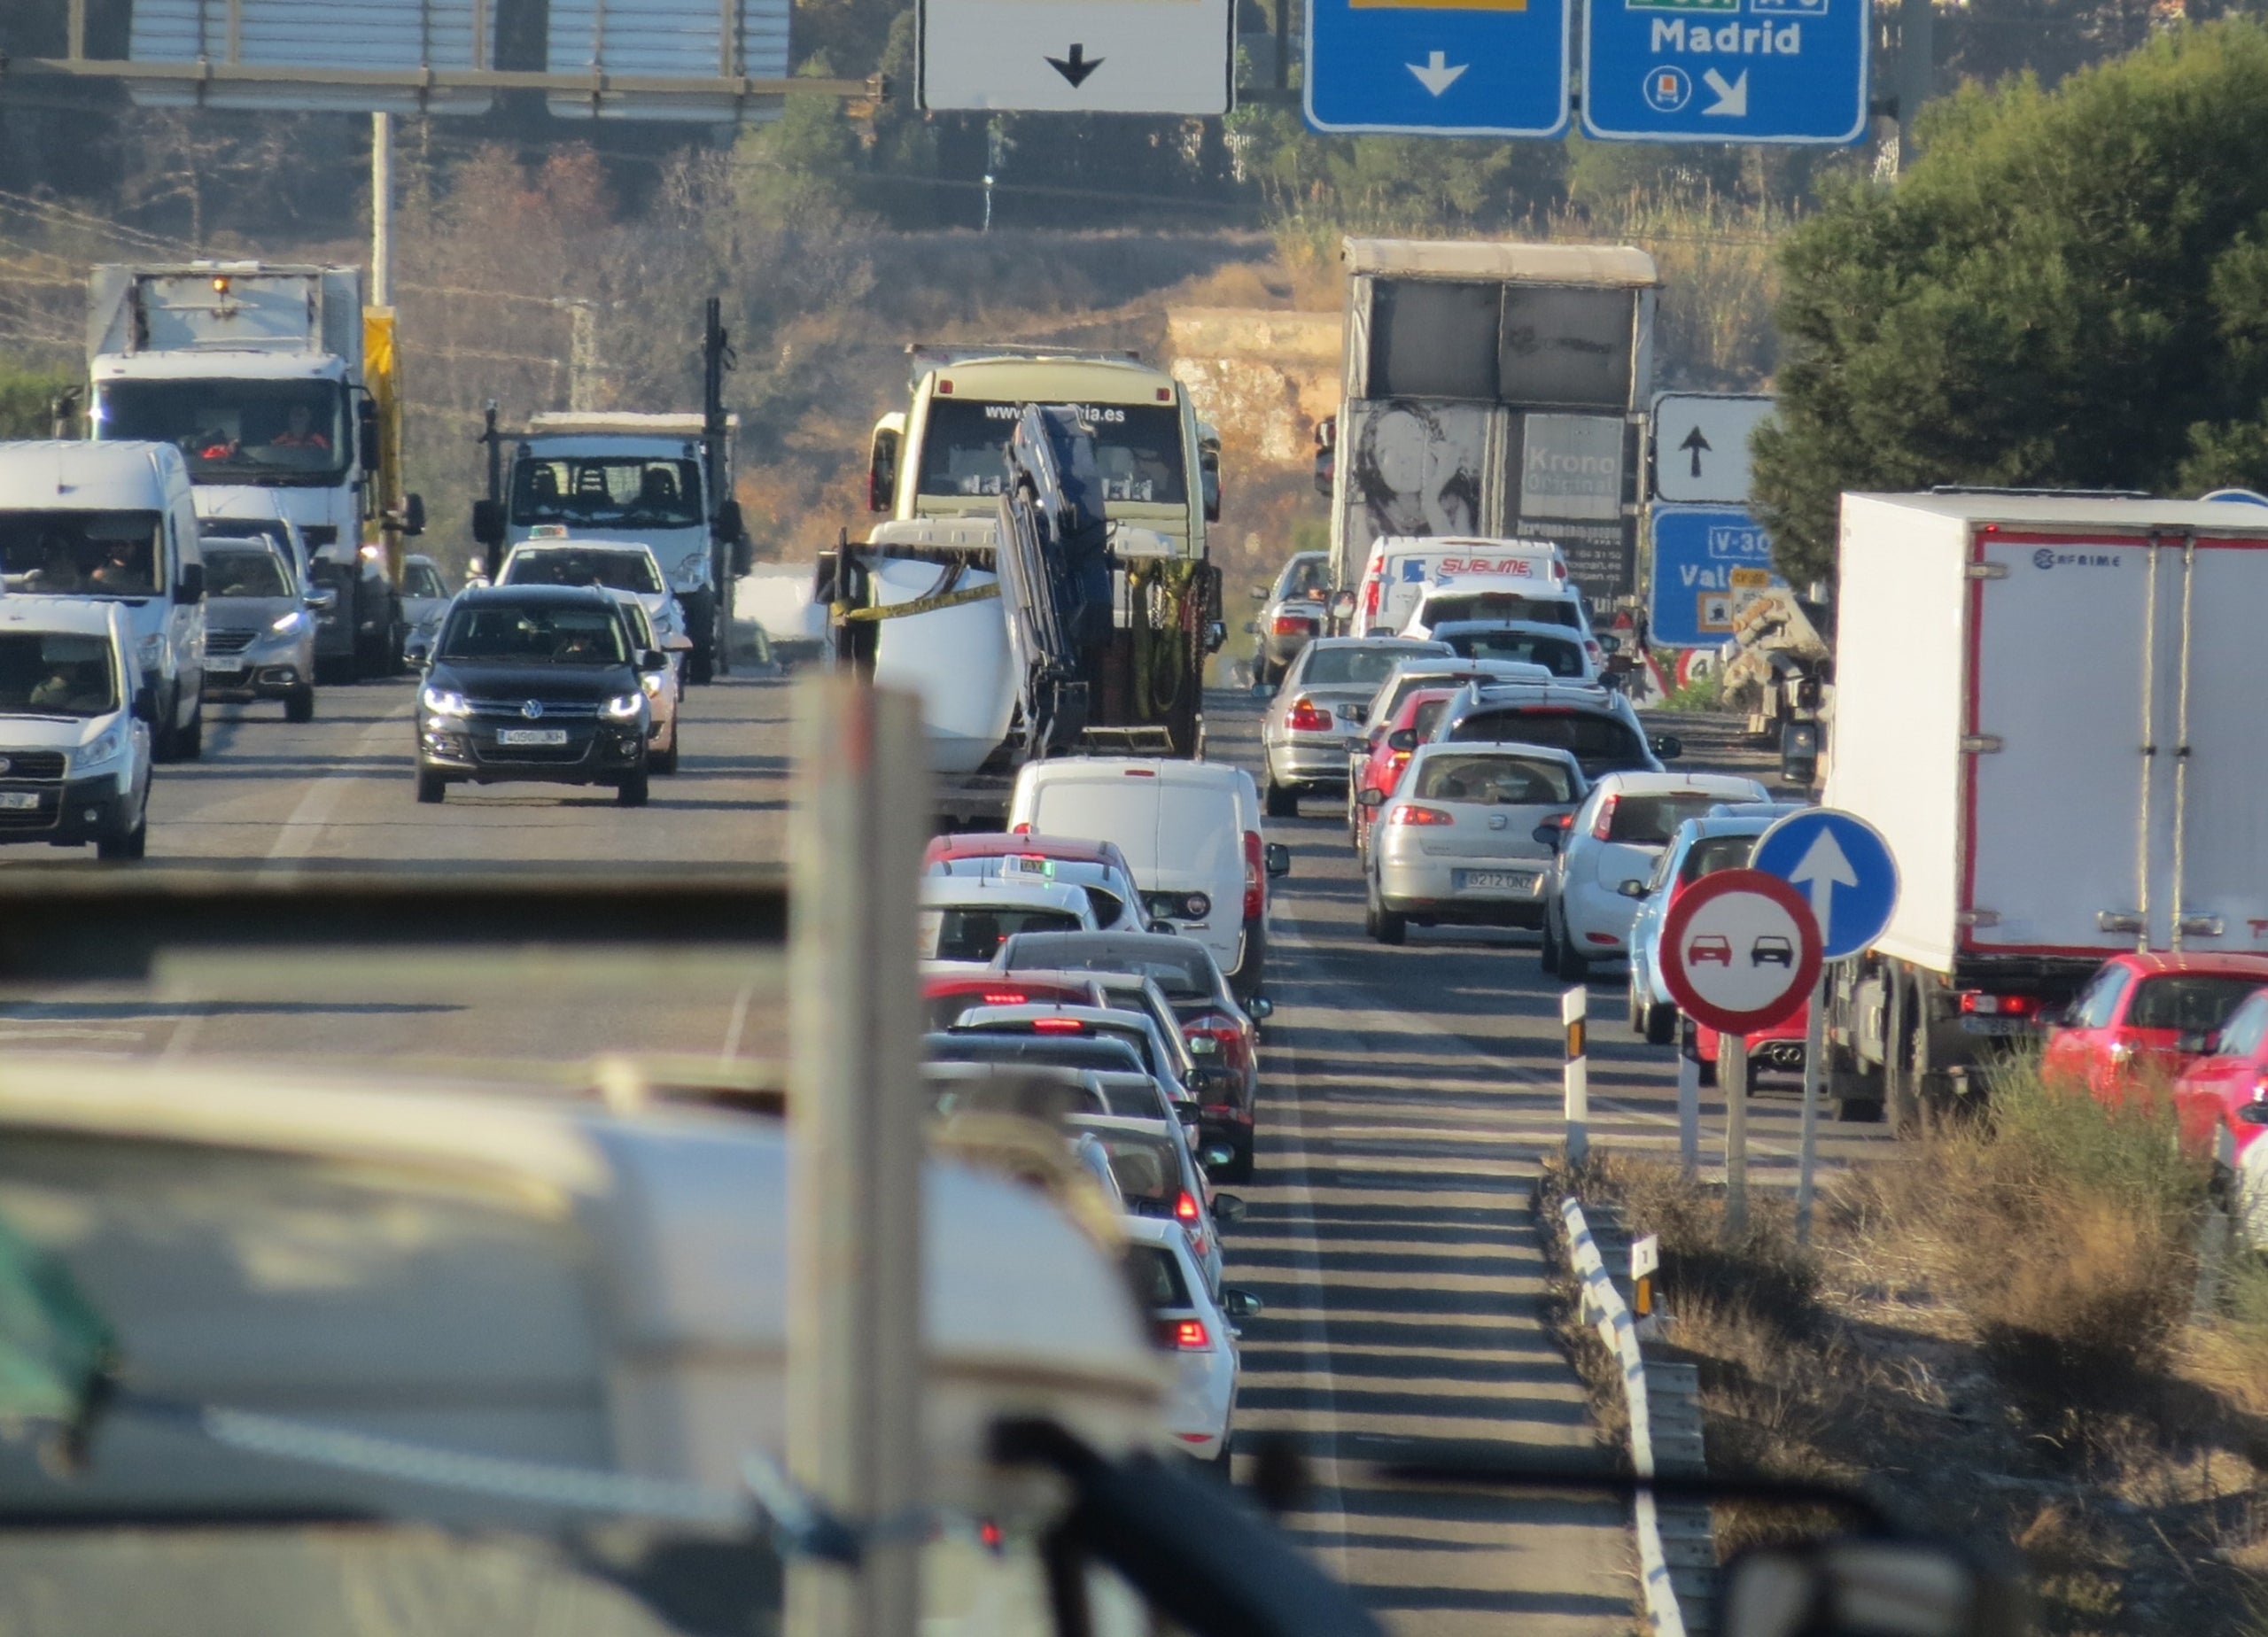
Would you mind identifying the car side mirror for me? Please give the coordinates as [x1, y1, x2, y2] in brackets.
[402, 493, 427, 538]
[1264, 842, 1291, 879]
[1210, 1193, 1246, 1225]
[663, 632, 694, 653]
[1618, 878, 1651, 898]
[1175, 1104, 1202, 1126]
[175, 562, 205, 603]
[1533, 823, 1565, 850]
[1246, 996, 1274, 1021]
[641, 648, 667, 671]
[470, 498, 505, 547]
[713, 499, 743, 543]
[1358, 787, 1386, 809]
[1222, 1287, 1263, 1320]
[307, 586, 339, 613]
[1721, 1536, 2023, 1637]
[1651, 733, 1684, 761]
[1386, 729, 1418, 753]
[2238, 1098, 2268, 1127]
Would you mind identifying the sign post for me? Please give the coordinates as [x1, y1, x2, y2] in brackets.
[1658, 867, 1821, 1240]
[1752, 809, 1901, 1241]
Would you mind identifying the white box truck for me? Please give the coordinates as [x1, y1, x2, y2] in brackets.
[1821, 492, 2268, 1126]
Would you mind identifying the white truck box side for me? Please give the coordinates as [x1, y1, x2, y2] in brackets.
[1824, 497, 1972, 974]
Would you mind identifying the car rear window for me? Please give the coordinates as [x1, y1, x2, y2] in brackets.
[922, 906, 1084, 963]
[2214, 991, 2268, 1057]
[1002, 935, 1218, 999]
[924, 1034, 1145, 1072]
[1302, 646, 1434, 687]
[1091, 1131, 1180, 1206]
[1608, 793, 1734, 845]
[1447, 708, 1646, 774]
[968, 1019, 1158, 1075]
[1128, 1244, 1192, 1310]
[1423, 593, 1581, 629]
[1097, 1079, 1169, 1119]
[1413, 752, 1576, 804]
[1437, 629, 1588, 676]
[1680, 834, 1757, 884]
[2127, 975, 2266, 1034]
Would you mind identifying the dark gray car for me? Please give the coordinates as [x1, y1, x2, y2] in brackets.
[198, 537, 322, 722]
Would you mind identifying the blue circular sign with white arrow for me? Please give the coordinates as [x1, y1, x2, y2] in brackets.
[1751, 808, 1899, 961]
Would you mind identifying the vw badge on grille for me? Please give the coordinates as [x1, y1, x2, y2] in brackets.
[521, 700, 545, 719]
[0, 757, 12, 776]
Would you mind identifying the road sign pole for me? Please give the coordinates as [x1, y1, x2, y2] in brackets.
[1562, 987, 1589, 1166]
[1795, 968, 1827, 1243]
[1676, 1031, 1700, 1179]
[1722, 1035, 1749, 1238]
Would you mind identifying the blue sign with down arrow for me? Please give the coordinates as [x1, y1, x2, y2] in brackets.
[1581, 0, 1870, 145]
[1305, 0, 1570, 136]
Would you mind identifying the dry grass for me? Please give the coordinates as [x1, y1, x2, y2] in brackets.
[1553, 1055, 2268, 1634]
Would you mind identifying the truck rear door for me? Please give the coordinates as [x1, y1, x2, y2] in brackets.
[2160, 535, 2268, 953]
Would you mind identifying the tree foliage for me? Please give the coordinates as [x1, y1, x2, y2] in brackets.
[0, 362, 73, 439]
[1752, 20, 2268, 585]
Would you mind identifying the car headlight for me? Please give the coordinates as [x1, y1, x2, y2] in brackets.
[420, 685, 471, 717]
[74, 726, 126, 773]
[676, 551, 706, 583]
[603, 692, 646, 720]
[269, 610, 307, 634]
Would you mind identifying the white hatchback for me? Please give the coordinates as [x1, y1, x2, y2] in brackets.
[1122, 1216, 1259, 1470]
[1537, 772, 1767, 978]
[497, 538, 685, 649]
[919, 876, 1097, 974]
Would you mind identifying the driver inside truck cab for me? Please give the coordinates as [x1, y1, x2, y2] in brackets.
[268, 400, 330, 452]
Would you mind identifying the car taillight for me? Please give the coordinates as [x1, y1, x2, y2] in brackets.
[1032, 1017, 1087, 1034]
[1011, 821, 1030, 834]
[1271, 614, 1311, 636]
[1157, 1318, 1209, 1351]
[981, 989, 1029, 1005]
[1960, 992, 2041, 1018]
[1363, 578, 1379, 617]
[1391, 804, 1454, 826]
[1286, 697, 1332, 733]
[1591, 793, 1619, 841]
[1175, 1189, 1201, 1224]
[1243, 830, 1263, 920]
[1186, 1024, 1241, 1053]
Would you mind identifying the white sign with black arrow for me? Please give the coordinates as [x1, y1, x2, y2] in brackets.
[1650, 392, 1774, 505]
[919, 0, 1233, 112]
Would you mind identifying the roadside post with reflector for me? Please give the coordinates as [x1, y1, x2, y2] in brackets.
[1630, 1233, 1660, 1339]
[1563, 986, 1588, 1165]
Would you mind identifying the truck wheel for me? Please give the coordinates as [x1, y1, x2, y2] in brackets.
[1884, 970, 1923, 1136]
[284, 686, 315, 724]
[1829, 1044, 1885, 1121]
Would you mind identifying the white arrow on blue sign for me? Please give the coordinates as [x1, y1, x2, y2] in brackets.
[1581, 0, 1871, 146]
[1305, 0, 1570, 136]
[1752, 808, 1899, 961]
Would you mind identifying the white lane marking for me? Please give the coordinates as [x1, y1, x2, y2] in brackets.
[718, 977, 760, 1062]
[0, 1025, 148, 1041]
[263, 700, 415, 867]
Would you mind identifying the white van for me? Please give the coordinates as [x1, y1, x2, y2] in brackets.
[0, 441, 206, 758]
[1008, 758, 1288, 997]
[1352, 535, 1569, 637]
[0, 598, 154, 859]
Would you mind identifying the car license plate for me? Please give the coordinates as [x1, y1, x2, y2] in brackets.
[495, 728, 569, 747]
[0, 791, 40, 811]
[206, 664, 245, 680]
[1961, 1015, 2034, 1037]
[1455, 869, 1536, 893]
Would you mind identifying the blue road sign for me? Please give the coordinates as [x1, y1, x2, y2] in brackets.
[1753, 809, 1899, 961]
[1647, 503, 1783, 650]
[1306, 0, 1570, 136]
[1581, 0, 1870, 145]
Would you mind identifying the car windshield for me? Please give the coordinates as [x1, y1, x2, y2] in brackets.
[1303, 646, 1435, 687]
[1438, 628, 1588, 675]
[402, 562, 448, 600]
[2127, 974, 2266, 1035]
[0, 511, 162, 598]
[1414, 752, 1576, 804]
[1002, 935, 1216, 1000]
[2213, 991, 2268, 1057]
[98, 378, 349, 481]
[919, 400, 1187, 504]
[0, 632, 118, 718]
[1608, 792, 1742, 845]
[922, 906, 1085, 963]
[1421, 592, 1581, 629]
[1128, 1243, 1192, 1309]
[509, 458, 703, 530]
[1448, 708, 1648, 775]
[437, 603, 629, 665]
[203, 542, 292, 598]
[1682, 834, 1759, 883]
[503, 548, 664, 595]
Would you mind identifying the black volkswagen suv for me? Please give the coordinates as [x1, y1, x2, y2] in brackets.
[414, 585, 656, 807]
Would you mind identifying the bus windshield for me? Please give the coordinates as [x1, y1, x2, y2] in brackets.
[919, 400, 1187, 504]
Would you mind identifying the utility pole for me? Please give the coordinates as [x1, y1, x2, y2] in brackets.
[787, 676, 928, 1637]
[369, 112, 393, 307]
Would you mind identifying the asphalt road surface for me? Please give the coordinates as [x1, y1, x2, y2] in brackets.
[0, 671, 1893, 1633]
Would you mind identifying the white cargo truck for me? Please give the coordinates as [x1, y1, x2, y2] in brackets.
[87, 262, 416, 680]
[1821, 492, 2268, 1126]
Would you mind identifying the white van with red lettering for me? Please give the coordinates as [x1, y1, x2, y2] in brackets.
[1352, 536, 1569, 637]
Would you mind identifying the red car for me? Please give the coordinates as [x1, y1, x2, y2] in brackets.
[2040, 952, 2268, 1102]
[1349, 688, 1459, 854]
[2173, 985, 2268, 1167]
[1693, 1000, 1810, 1082]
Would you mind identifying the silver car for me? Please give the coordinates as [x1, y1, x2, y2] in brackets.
[198, 535, 324, 722]
[1246, 550, 1331, 687]
[1362, 741, 1587, 945]
[1261, 636, 1449, 818]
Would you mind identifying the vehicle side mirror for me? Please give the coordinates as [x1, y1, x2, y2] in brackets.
[1200, 467, 1222, 524]
[641, 648, 667, 671]
[867, 426, 900, 513]
[663, 632, 694, 653]
[1533, 823, 1565, 850]
[470, 498, 505, 547]
[1386, 729, 1418, 753]
[1651, 733, 1684, 761]
[1358, 787, 1386, 809]
[732, 536, 757, 576]
[1189, 1066, 1238, 1101]
[1618, 878, 1651, 898]
[1175, 1104, 1202, 1126]
[1222, 1287, 1263, 1320]
[1264, 842, 1291, 879]
[175, 562, 204, 603]
[2238, 1098, 2268, 1127]
[713, 499, 744, 542]
[402, 493, 426, 537]
[1246, 996, 1273, 1021]
[1721, 1536, 2024, 1637]
[307, 586, 339, 613]
[1211, 1193, 1246, 1225]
